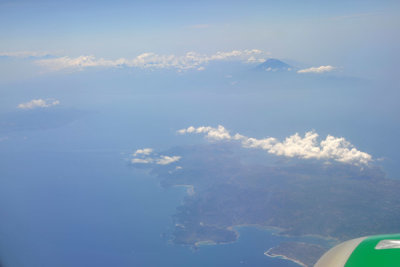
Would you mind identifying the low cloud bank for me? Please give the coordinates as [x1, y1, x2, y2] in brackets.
[178, 125, 372, 166]
[35, 49, 268, 71]
[0, 51, 51, 58]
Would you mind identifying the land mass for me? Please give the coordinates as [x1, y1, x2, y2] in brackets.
[138, 143, 400, 265]
[265, 242, 326, 267]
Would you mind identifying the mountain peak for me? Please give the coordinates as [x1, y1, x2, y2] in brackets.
[256, 58, 292, 72]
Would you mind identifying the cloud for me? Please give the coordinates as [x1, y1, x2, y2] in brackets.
[0, 51, 51, 58]
[131, 148, 181, 165]
[17, 98, 60, 109]
[35, 55, 123, 71]
[156, 155, 181, 165]
[131, 158, 154, 164]
[35, 49, 269, 72]
[133, 148, 153, 156]
[247, 56, 265, 63]
[297, 65, 335, 74]
[178, 125, 372, 166]
[178, 125, 231, 141]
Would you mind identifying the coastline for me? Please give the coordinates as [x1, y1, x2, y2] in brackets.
[264, 249, 307, 267]
[173, 184, 195, 196]
[194, 237, 239, 248]
[170, 182, 338, 249]
[181, 222, 333, 250]
[180, 223, 331, 266]
[277, 232, 338, 245]
[229, 224, 335, 246]
[169, 184, 335, 266]
[227, 224, 282, 241]
[194, 240, 217, 246]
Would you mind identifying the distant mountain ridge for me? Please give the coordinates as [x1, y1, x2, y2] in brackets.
[256, 58, 292, 72]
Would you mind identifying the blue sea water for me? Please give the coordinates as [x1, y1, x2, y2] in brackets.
[0, 111, 305, 267]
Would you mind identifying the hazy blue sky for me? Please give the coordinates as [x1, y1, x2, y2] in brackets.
[1, 0, 399, 78]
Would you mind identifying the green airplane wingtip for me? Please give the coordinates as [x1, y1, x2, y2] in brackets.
[315, 234, 400, 267]
[345, 234, 400, 267]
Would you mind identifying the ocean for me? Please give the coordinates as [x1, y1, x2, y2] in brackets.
[0, 111, 307, 267]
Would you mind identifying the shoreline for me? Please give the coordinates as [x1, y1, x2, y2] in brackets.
[180, 222, 334, 249]
[178, 223, 332, 266]
[194, 240, 217, 246]
[169, 182, 339, 248]
[227, 223, 282, 241]
[228, 224, 335, 246]
[173, 184, 195, 196]
[264, 249, 307, 267]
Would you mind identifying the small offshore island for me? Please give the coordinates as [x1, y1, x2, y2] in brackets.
[135, 143, 400, 266]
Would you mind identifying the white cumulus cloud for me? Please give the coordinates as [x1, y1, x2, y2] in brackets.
[131, 148, 181, 165]
[36, 49, 269, 72]
[131, 158, 154, 164]
[133, 148, 153, 157]
[297, 65, 335, 74]
[178, 125, 231, 141]
[156, 156, 181, 165]
[17, 98, 60, 109]
[178, 125, 372, 166]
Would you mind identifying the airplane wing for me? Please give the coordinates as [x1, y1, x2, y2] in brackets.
[315, 234, 400, 267]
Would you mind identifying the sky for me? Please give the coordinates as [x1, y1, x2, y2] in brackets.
[0, 0, 399, 153]
[1, 0, 399, 78]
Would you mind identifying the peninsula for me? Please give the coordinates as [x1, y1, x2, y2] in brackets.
[138, 143, 400, 265]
